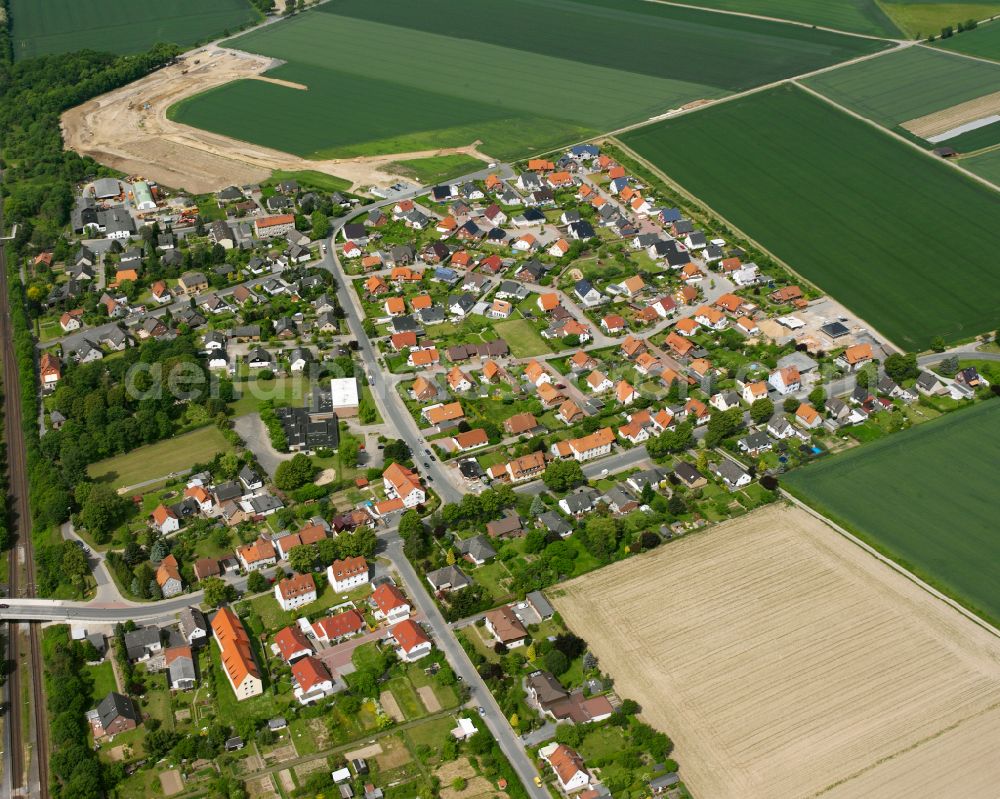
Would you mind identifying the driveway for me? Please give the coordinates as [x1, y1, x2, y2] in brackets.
[234, 412, 291, 477]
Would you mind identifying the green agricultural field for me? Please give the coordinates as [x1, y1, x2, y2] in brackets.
[804, 46, 1000, 131]
[879, 1, 1000, 38]
[935, 17, 1000, 60]
[388, 155, 486, 186]
[961, 147, 1000, 181]
[620, 85, 1000, 348]
[170, 0, 884, 160]
[785, 400, 1000, 626]
[87, 425, 234, 488]
[679, 0, 901, 36]
[266, 169, 352, 194]
[10, 0, 259, 61]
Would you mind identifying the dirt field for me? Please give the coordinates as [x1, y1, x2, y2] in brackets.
[380, 689, 404, 722]
[60, 46, 489, 193]
[245, 775, 279, 799]
[159, 769, 184, 796]
[374, 735, 412, 769]
[436, 758, 497, 799]
[903, 89, 1000, 138]
[417, 685, 441, 713]
[552, 504, 1000, 799]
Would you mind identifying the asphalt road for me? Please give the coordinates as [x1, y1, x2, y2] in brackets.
[381, 531, 548, 799]
[515, 445, 652, 495]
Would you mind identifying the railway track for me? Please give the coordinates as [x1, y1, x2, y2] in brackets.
[0, 195, 49, 797]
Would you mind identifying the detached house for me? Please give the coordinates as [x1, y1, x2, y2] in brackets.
[836, 343, 874, 372]
[328, 556, 369, 593]
[371, 583, 411, 623]
[769, 366, 801, 395]
[484, 605, 528, 648]
[155, 554, 184, 598]
[383, 463, 425, 508]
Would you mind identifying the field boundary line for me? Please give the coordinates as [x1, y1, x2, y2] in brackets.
[526, 42, 912, 162]
[916, 40, 1000, 69]
[793, 79, 1000, 194]
[780, 490, 1000, 640]
[606, 136, 910, 354]
[639, 0, 903, 40]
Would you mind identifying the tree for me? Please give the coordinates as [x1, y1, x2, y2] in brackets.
[529, 495, 545, 517]
[582, 516, 619, 562]
[246, 570, 269, 593]
[704, 408, 743, 448]
[202, 576, 235, 607]
[782, 397, 799, 413]
[646, 422, 694, 460]
[668, 493, 686, 516]
[274, 453, 318, 490]
[149, 538, 168, 563]
[311, 211, 330, 240]
[78, 483, 130, 544]
[61, 543, 89, 587]
[884, 352, 919, 383]
[383, 440, 410, 463]
[856, 363, 878, 391]
[542, 460, 584, 492]
[749, 397, 774, 425]
[340, 436, 360, 468]
[543, 648, 569, 676]
[288, 544, 316, 574]
[807, 386, 826, 411]
[640, 530, 660, 550]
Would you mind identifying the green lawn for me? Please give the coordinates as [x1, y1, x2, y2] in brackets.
[679, 0, 901, 36]
[785, 400, 1000, 626]
[492, 319, 552, 357]
[804, 46, 1000, 134]
[170, 0, 882, 160]
[935, 16, 1000, 60]
[87, 425, 234, 488]
[619, 84, 1000, 349]
[230, 375, 309, 415]
[387, 676, 424, 720]
[10, 0, 259, 60]
[388, 155, 486, 185]
[266, 169, 353, 193]
[85, 660, 118, 704]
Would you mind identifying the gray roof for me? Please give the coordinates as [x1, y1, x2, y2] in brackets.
[178, 606, 208, 640]
[426, 565, 471, 591]
[713, 459, 749, 486]
[455, 534, 496, 562]
[124, 625, 160, 659]
[777, 351, 818, 373]
[739, 430, 772, 450]
[93, 177, 122, 198]
[537, 510, 571, 535]
[249, 494, 283, 514]
[526, 590, 554, 619]
[628, 467, 669, 491]
[168, 652, 196, 686]
[561, 488, 599, 514]
[97, 692, 138, 728]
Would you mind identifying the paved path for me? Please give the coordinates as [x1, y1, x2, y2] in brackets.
[233, 412, 291, 477]
[60, 521, 121, 604]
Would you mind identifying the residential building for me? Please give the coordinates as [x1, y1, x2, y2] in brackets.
[543, 744, 591, 793]
[166, 646, 197, 690]
[275, 573, 317, 611]
[155, 554, 184, 598]
[274, 625, 313, 663]
[371, 583, 411, 622]
[328, 556, 369, 593]
[389, 619, 433, 662]
[96, 692, 139, 736]
[484, 605, 528, 648]
[313, 609, 366, 643]
[212, 607, 264, 700]
[292, 655, 337, 704]
[383, 463, 425, 508]
[237, 536, 277, 572]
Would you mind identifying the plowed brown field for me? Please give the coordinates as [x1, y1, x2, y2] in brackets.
[553, 504, 1000, 799]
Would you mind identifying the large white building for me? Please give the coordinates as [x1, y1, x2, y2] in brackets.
[329, 377, 360, 417]
[274, 573, 317, 612]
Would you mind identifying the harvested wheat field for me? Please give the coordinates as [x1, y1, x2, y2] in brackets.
[552, 504, 1000, 799]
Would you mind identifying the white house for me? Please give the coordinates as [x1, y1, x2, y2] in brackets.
[388, 619, 433, 662]
[769, 366, 801, 395]
[291, 656, 337, 705]
[383, 463, 425, 508]
[275, 573, 317, 612]
[371, 583, 411, 623]
[151, 504, 180, 534]
[327, 556, 369, 593]
[541, 744, 591, 793]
